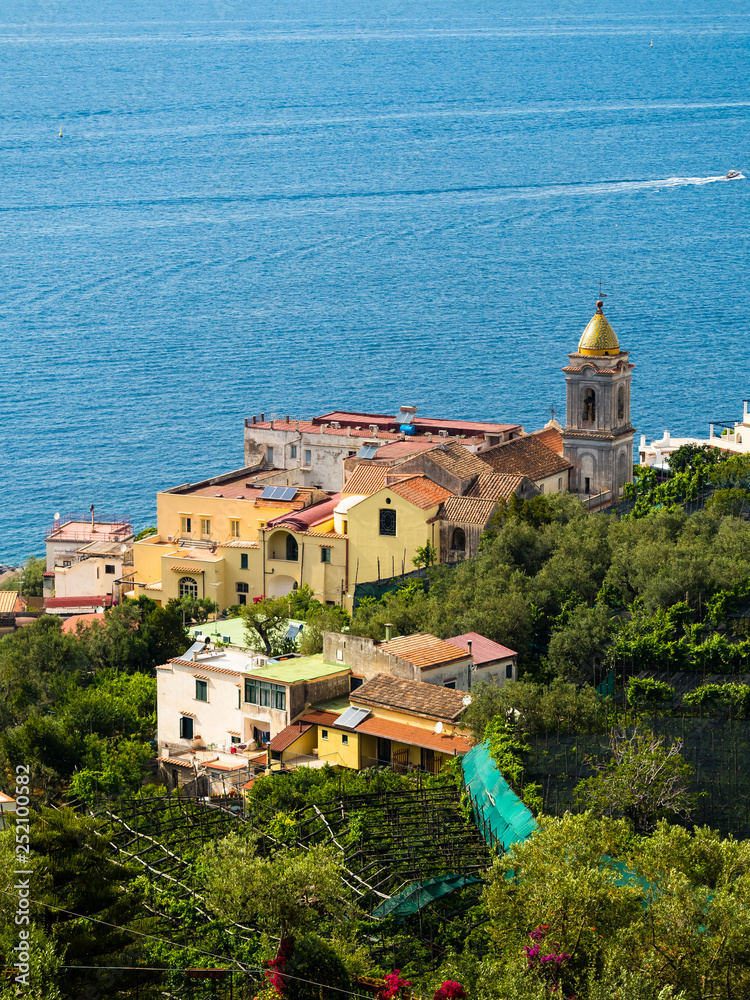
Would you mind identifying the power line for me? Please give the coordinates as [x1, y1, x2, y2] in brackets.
[0, 888, 424, 999]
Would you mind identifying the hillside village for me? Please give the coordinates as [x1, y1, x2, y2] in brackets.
[5, 302, 750, 998]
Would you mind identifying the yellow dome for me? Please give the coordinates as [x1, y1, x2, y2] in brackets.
[577, 301, 620, 356]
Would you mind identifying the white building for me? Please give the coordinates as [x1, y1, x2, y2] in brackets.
[639, 401, 750, 470]
[44, 512, 134, 602]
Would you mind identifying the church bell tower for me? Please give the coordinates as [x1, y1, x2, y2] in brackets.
[562, 299, 635, 498]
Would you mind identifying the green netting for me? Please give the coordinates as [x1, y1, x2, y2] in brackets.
[371, 873, 483, 921]
[462, 742, 537, 850]
[596, 669, 615, 698]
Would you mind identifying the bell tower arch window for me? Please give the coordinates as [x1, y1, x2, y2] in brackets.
[582, 388, 596, 423]
[451, 527, 466, 551]
[617, 385, 625, 422]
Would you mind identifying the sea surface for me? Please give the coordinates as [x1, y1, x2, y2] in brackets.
[1, 0, 749, 562]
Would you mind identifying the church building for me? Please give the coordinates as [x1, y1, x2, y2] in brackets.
[562, 300, 635, 498]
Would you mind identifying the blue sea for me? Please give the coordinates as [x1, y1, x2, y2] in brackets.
[1, 0, 749, 562]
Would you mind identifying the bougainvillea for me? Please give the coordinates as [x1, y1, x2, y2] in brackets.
[433, 980, 467, 1000]
[379, 969, 412, 1000]
[265, 937, 293, 995]
[524, 926, 571, 994]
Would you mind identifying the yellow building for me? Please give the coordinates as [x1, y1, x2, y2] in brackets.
[128, 467, 331, 607]
[269, 674, 472, 774]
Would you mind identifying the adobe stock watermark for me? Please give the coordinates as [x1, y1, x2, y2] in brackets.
[11, 764, 33, 987]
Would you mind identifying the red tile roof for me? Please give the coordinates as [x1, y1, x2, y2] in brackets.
[464, 473, 527, 501]
[61, 612, 106, 634]
[44, 595, 113, 609]
[378, 633, 468, 670]
[269, 720, 314, 753]
[481, 435, 572, 481]
[387, 476, 453, 510]
[438, 497, 499, 526]
[530, 426, 564, 455]
[352, 673, 467, 721]
[448, 632, 517, 665]
[355, 716, 472, 756]
[342, 466, 389, 496]
[418, 442, 493, 480]
[299, 709, 345, 727]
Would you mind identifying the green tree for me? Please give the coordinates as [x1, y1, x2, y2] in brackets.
[133, 526, 157, 541]
[298, 606, 351, 656]
[0, 555, 46, 597]
[204, 834, 353, 941]
[668, 443, 727, 474]
[282, 933, 351, 1000]
[177, 595, 219, 624]
[240, 595, 297, 656]
[413, 538, 438, 569]
[547, 603, 615, 685]
[575, 727, 696, 833]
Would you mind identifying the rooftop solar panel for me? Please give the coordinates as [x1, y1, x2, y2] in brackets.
[357, 444, 378, 459]
[337, 706, 371, 730]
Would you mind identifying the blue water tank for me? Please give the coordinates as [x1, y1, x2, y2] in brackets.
[400, 424, 415, 436]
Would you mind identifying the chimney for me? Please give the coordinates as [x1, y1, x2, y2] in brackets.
[467, 639, 472, 658]
[286, 415, 290, 423]
[384, 623, 395, 641]
[90, 503, 95, 529]
[261, 412, 265, 422]
[252, 415, 256, 425]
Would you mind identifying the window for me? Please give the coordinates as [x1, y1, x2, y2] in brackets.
[195, 679, 208, 702]
[230, 519, 240, 538]
[617, 385, 625, 421]
[238, 593, 247, 605]
[236, 582, 249, 594]
[342, 520, 348, 535]
[266, 446, 274, 464]
[244, 679, 286, 711]
[558, 478, 562, 490]
[179, 576, 198, 599]
[451, 527, 465, 551]
[341, 734, 349, 745]
[105, 564, 116, 574]
[223, 635, 231, 643]
[321, 729, 328, 741]
[584, 477, 591, 494]
[350, 676, 363, 691]
[304, 449, 311, 466]
[321, 547, 331, 563]
[444, 680, 456, 690]
[286, 535, 298, 561]
[582, 388, 596, 423]
[379, 508, 397, 536]
[179, 716, 194, 740]
[506, 662, 514, 679]
[200, 518, 211, 537]
[240, 553, 248, 570]
[181, 516, 192, 534]
[231, 735, 241, 745]
[290, 444, 298, 459]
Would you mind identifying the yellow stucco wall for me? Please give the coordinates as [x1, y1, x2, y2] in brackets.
[362, 704, 465, 737]
[156, 490, 301, 547]
[347, 489, 440, 586]
[280, 726, 318, 762]
[315, 725, 360, 769]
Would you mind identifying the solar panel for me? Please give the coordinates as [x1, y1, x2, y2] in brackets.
[260, 485, 297, 501]
[260, 486, 277, 499]
[398, 411, 415, 425]
[337, 706, 371, 730]
[285, 623, 302, 640]
[279, 486, 297, 501]
[357, 444, 378, 459]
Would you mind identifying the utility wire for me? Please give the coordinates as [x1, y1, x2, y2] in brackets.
[0, 888, 426, 999]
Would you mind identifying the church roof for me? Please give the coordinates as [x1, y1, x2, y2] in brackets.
[577, 301, 620, 356]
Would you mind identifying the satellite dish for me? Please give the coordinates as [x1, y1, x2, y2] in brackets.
[54, 512, 60, 521]
[462, 695, 472, 707]
[434, 721, 443, 734]
[120, 544, 128, 553]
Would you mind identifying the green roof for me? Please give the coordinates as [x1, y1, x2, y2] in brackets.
[253, 654, 348, 685]
[190, 618, 247, 648]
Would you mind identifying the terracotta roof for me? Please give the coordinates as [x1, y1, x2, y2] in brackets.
[61, 612, 105, 634]
[530, 426, 564, 455]
[438, 497, 499, 525]
[342, 465, 388, 496]
[169, 658, 241, 676]
[351, 673, 467, 722]
[218, 540, 260, 549]
[465, 473, 527, 501]
[44, 596, 112, 609]
[421, 442, 493, 480]
[481, 435, 572, 481]
[163, 756, 195, 768]
[448, 632, 517, 664]
[298, 709, 345, 727]
[378, 632, 469, 670]
[170, 565, 205, 574]
[355, 716, 472, 756]
[269, 720, 314, 752]
[304, 529, 347, 540]
[0, 592, 21, 614]
[387, 476, 453, 510]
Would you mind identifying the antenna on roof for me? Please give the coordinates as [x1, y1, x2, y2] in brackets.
[549, 404, 556, 421]
[598, 278, 607, 300]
